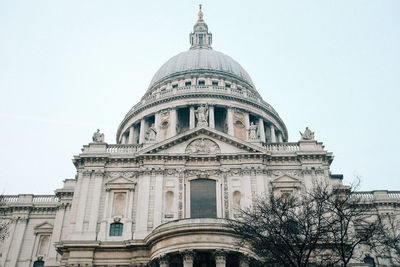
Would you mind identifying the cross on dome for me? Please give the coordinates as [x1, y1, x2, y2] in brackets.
[190, 5, 212, 49]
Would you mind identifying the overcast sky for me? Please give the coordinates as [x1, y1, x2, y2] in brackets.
[0, 0, 399, 194]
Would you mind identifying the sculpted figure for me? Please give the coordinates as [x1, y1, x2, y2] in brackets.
[248, 122, 259, 140]
[300, 127, 315, 140]
[92, 129, 105, 142]
[145, 123, 157, 142]
[195, 104, 209, 127]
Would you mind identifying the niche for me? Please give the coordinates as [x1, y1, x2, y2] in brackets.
[112, 192, 126, 217]
[232, 191, 241, 210]
[165, 191, 174, 218]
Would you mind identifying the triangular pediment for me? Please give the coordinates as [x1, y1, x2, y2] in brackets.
[271, 175, 302, 188]
[139, 127, 266, 155]
[35, 222, 53, 233]
[106, 176, 136, 185]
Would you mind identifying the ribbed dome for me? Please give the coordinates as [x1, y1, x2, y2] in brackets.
[148, 49, 255, 89]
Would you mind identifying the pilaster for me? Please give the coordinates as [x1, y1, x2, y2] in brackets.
[209, 105, 215, 129]
[169, 107, 177, 137]
[258, 118, 265, 142]
[227, 107, 234, 136]
[189, 106, 195, 129]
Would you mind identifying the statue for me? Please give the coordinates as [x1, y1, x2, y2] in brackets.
[248, 122, 259, 140]
[92, 129, 104, 143]
[300, 127, 315, 141]
[145, 123, 157, 142]
[195, 104, 209, 127]
[185, 138, 221, 154]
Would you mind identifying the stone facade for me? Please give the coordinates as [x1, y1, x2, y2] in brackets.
[1, 7, 399, 267]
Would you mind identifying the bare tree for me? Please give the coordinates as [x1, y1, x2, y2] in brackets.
[372, 213, 400, 265]
[228, 182, 381, 267]
[228, 186, 333, 267]
[0, 195, 10, 242]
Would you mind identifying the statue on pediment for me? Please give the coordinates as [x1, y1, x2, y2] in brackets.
[248, 122, 259, 140]
[195, 104, 209, 127]
[145, 123, 157, 142]
[92, 129, 105, 143]
[300, 127, 315, 141]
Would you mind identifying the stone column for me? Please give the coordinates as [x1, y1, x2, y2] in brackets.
[227, 107, 234, 135]
[259, 118, 265, 142]
[182, 250, 195, 267]
[88, 170, 104, 239]
[209, 105, 215, 128]
[155, 111, 161, 141]
[189, 106, 195, 129]
[244, 112, 250, 140]
[159, 255, 170, 267]
[74, 170, 91, 234]
[215, 250, 227, 267]
[139, 118, 146, 144]
[121, 134, 127, 144]
[239, 255, 250, 267]
[270, 124, 277, 143]
[128, 126, 134, 144]
[169, 108, 177, 137]
[278, 131, 283, 142]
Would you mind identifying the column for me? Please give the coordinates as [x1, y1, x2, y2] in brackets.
[139, 118, 146, 144]
[121, 134, 127, 144]
[159, 255, 170, 267]
[74, 171, 91, 234]
[270, 124, 277, 143]
[182, 250, 194, 267]
[244, 112, 250, 140]
[277, 131, 283, 142]
[98, 189, 110, 240]
[239, 255, 250, 267]
[227, 108, 234, 135]
[189, 106, 195, 129]
[88, 170, 104, 238]
[155, 112, 161, 142]
[209, 105, 215, 128]
[9, 217, 29, 267]
[259, 118, 265, 142]
[128, 125, 134, 144]
[169, 108, 177, 137]
[215, 250, 227, 267]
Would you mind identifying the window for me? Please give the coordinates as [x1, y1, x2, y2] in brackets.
[363, 256, 375, 267]
[172, 84, 178, 88]
[199, 34, 203, 45]
[33, 261, 44, 267]
[212, 81, 219, 86]
[225, 83, 231, 88]
[185, 81, 192, 86]
[109, 222, 123, 236]
[198, 80, 205, 85]
[190, 179, 217, 218]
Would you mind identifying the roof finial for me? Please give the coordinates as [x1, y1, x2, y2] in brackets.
[198, 4, 204, 20]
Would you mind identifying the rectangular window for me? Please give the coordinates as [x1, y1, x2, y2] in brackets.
[185, 81, 192, 86]
[212, 81, 219, 86]
[199, 34, 203, 45]
[172, 84, 178, 88]
[190, 179, 217, 218]
[198, 80, 205, 85]
[110, 223, 123, 236]
[225, 83, 231, 88]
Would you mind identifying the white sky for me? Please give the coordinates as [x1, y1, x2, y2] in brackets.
[0, 0, 399, 194]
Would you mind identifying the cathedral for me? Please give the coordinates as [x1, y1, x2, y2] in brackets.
[1, 7, 399, 267]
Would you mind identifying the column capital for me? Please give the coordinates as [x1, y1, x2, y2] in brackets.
[181, 249, 195, 263]
[214, 249, 227, 263]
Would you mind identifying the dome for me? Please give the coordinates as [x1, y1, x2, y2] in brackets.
[148, 49, 255, 89]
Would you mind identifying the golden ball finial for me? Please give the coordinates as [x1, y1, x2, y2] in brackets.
[198, 4, 204, 20]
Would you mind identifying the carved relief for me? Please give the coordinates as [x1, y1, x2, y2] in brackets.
[185, 138, 220, 154]
[112, 192, 126, 217]
[159, 109, 170, 140]
[195, 104, 208, 127]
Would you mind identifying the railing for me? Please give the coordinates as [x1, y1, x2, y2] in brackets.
[32, 195, 59, 203]
[352, 192, 374, 199]
[107, 144, 143, 153]
[131, 85, 278, 116]
[388, 191, 400, 198]
[263, 142, 300, 152]
[0, 195, 19, 203]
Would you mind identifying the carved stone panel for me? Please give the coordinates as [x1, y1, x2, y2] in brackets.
[185, 138, 220, 154]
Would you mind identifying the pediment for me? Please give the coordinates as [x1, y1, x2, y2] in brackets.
[105, 176, 136, 190]
[271, 175, 302, 188]
[34, 222, 53, 233]
[139, 127, 266, 155]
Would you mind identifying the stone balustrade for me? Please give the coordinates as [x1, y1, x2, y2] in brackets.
[1, 194, 59, 204]
[262, 142, 300, 152]
[130, 84, 278, 116]
[106, 144, 143, 153]
[352, 190, 400, 201]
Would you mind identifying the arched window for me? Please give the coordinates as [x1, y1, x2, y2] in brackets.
[190, 179, 216, 218]
[109, 222, 123, 236]
[33, 260, 44, 267]
[363, 256, 376, 267]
